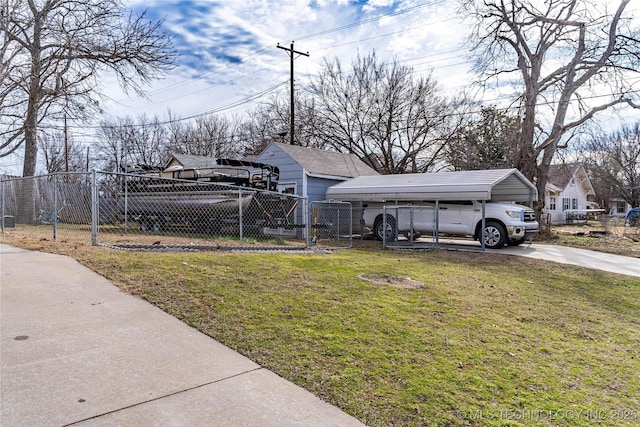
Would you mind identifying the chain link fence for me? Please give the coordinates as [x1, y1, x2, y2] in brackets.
[602, 215, 640, 240]
[1, 172, 94, 244]
[309, 201, 352, 249]
[100, 171, 310, 250]
[539, 211, 639, 240]
[380, 205, 438, 249]
[1, 172, 316, 250]
[3, 173, 638, 250]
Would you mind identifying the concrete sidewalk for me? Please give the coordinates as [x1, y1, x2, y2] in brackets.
[0, 244, 364, 427]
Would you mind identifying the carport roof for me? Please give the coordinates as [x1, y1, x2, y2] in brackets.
[325, 168, 537, 202]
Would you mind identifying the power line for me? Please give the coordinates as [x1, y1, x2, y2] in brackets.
[107, 1, 452, 114]
[295, 0, 446, 42]
[42, 83, 638, 137]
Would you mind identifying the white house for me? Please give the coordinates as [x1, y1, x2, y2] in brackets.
[609, 199, 635, 218]
[543, 163, 597, 225]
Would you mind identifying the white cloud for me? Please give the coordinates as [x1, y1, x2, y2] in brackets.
[100, 0, 469, 124]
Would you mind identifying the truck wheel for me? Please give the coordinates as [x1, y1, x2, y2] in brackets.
[508, 237, 526, 246]
[373, 215, 397, 241]
[404, 230, 422, 240]
[484, 221, 507, 249]
[151, 220, 163, 233]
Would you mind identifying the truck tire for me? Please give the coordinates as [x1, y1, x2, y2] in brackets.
[140, 219, 150, 232]
[373, 215, 397, 241]
[151, 220, 163, 233]
[484, 221, 507, 249]
[140, 218, 163, 233]
[508, 237, 526, 246]
[404, 230, 422, 240]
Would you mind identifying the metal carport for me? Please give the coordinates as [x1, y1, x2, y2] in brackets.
[324, 168, 538, 250]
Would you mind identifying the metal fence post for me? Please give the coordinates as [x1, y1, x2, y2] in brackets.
[91, 170, 98, 245]
[53, 176, 58, 240]
[1, 180, 5, 232]
[238, 188, 243, 244]
[124, 171, 129, 233]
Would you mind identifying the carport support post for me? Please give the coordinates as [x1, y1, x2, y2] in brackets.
[382, 205, 387, 247]
[358, 201, 365, 239]
[480, 200, 486, 250]
[409, 206, 414, 244]
[435, 200, 439, 247]
[238, 188, 244, 244]
[304, 197, 310, 248]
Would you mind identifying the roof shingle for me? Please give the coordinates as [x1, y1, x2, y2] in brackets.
[272, 143, 378, 178]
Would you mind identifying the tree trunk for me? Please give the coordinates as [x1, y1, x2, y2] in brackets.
[18, 125, 38, 224]
[16, 177, 38, 225]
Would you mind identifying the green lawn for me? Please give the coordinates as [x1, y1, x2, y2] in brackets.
[74, 246, 640, 426]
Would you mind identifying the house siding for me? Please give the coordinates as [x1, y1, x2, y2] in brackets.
[255, 143, 365, 204]
[609, 200, 634, 217]
[307, 176, 340, 203]
[258, 145, 305, 195]
[543, 165, 594, 225]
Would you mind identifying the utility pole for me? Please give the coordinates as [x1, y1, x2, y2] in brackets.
[277, 41, 308, 145]
[64, 113, 69, 172]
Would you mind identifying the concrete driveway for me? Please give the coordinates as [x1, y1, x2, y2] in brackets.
[489, 243, 640, 278]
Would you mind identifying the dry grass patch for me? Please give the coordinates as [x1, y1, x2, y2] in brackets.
[357, 273, 425, 289]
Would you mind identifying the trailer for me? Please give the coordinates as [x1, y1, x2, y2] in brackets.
[120, 159, 304, 236]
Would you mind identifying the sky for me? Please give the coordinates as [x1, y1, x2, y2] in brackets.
[4, 0, 475, 174]
[103, 0, 470, 121]
[1, 0, 639, 175]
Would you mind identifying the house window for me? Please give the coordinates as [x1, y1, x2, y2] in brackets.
[572, 198, 578, 210]
[278, 182, 296, 195]
[549, 197, 557, 211]
[562, 198, 571, 211]
[616, 201, 626, 214]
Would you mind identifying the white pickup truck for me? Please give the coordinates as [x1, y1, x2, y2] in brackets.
[362, 200, 539, 248]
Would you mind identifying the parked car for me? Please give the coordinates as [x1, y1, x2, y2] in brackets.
[626, 207, 640, 226]
[362, 200, 539, 249]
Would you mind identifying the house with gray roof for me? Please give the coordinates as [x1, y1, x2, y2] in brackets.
[255, 142, 379, 203]
[543, 163, 598, 224]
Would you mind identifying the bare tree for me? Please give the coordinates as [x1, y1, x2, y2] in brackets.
[96, 114, 167, 172]
[462, 0, 640, 213]
[238, 91, 329, 156]
[581, 122, 640, 209]
[0, 0, 176, 177]
[445, 106, 521, 171]
[96, 116, 130, 173]
[166, 113, 245, 159]
[38, 131, 85, 174]
[239, 102, 287, 156]
[308, 51, 462, 174]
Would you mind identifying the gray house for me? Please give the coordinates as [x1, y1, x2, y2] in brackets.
[255, 142, 379, 203]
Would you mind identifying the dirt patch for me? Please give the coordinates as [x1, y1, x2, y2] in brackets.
[357, 273, 424, 289]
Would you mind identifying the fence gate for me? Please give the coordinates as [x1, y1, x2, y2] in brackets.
[382, 205, 438, 249]
[310, 201, 352, 248]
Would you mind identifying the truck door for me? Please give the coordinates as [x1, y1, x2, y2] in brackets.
[437, 201, 474, 235]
